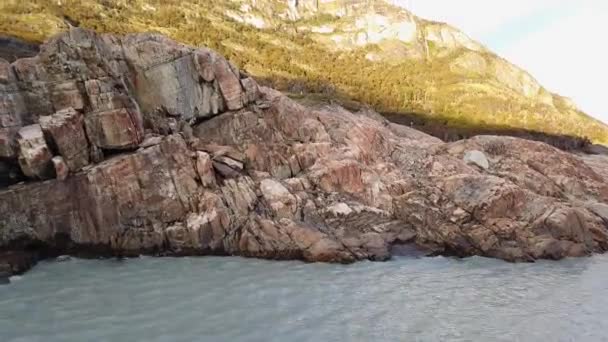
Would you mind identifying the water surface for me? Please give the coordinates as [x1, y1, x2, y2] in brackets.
[2, 255, 608, 341]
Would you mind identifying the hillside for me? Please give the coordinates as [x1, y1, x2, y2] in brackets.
[2, 0, 607, 143]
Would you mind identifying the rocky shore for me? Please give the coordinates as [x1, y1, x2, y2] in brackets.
[2, 29, 608, 276]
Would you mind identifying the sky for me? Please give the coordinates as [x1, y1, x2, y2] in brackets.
[393, 0, 608, 123]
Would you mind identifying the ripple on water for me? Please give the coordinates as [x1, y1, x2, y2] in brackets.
[1, 255, 608, 341]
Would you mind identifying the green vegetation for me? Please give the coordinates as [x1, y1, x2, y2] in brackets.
[1, 0, 607, 143]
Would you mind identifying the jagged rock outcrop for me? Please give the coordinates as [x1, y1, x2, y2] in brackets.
[2, 29, 608, 275]
[0, 28, 258, 184]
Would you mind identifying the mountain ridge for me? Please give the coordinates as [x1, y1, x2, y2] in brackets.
[1, 0, 606, 143]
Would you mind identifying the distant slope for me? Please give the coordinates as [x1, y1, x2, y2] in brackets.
[2, 0, 607, 143]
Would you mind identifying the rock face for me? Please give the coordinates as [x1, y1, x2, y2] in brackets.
[2, 29, 608, 275]
[39, 108, 90, 172]
[15, 124, 53, 179]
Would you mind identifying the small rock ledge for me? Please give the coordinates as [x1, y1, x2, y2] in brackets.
[2, 29, 608, 275]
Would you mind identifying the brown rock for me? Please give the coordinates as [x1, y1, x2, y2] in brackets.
[0, 58, 12, 84]
[39, 108, 90, 171]
[241, 77, 259, 104]
[213, 58, 243, 111]
[85, 108, 143, 150]
[260, 179, 298, 219]
[305, 238, 351, 262]
[16, 124, 53, 179]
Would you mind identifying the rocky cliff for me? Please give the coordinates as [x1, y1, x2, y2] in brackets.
[2, 29, 608, 276]
[1, 0, 607, 144]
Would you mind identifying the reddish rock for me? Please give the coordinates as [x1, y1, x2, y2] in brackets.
[213, 58, 243, 111]
[214, 155, 244, 171]
[39, 108, 90, 171]
[15, 124, 53, 179]
[84, 108, 143, 150]
[0, 134, 199, 251]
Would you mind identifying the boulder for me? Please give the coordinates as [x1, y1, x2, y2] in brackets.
[39, 108, 90, 171]
[464, 150, 489, 169]
[1, 134, 199, 261]
[84, 108, 143, 150]
[16, 124, 53, 179]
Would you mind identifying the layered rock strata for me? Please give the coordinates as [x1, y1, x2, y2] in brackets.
[2, 29, 608, 275]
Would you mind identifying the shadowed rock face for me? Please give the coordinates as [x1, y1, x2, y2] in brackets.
[2, 29, 608, 275]
[0, 36, 39, 63]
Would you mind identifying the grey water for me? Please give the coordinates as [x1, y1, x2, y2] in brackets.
[2, 255, 608, 342]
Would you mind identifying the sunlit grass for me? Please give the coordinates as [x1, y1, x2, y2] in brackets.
[1, 0, 606, 143]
